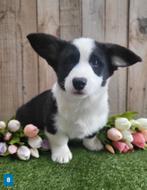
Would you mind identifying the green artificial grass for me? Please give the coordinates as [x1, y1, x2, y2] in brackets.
[1, 141, 147, 190]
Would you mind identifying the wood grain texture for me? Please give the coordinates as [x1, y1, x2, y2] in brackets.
[82, 0, 105, 41]
[0, 0, 38, 119]
[0, 0, 147, 120]
[105, 0, 128, 115]
[0, 0, 22, 119]
[17, 0, 38, 104]
[127, 0, 147, 116]
[37, 0, 58, 93]
[60, 0, 82, 40]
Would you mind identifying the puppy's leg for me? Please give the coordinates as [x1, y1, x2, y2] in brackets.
[83, 135, 103, 151]
[45, 131, 72, 163]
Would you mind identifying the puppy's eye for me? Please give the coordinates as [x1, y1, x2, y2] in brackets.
[90, 55, 102, 68]
[90, 55, 100, 67]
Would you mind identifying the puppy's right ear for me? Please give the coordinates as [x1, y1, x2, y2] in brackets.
[27, 33, 67, 72]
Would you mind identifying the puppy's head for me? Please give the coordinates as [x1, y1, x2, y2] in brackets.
[27, 33, 142, 97]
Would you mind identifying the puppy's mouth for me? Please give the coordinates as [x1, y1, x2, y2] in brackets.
[72, 90, 86, 96]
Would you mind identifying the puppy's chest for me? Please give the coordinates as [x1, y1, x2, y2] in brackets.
[55, 101, 108, 139]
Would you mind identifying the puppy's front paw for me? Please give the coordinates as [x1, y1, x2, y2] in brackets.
[51, 145, 72, 164]
[83, 136, 104, 151]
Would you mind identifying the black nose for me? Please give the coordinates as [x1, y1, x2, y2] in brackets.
[72, 77, 87, 91]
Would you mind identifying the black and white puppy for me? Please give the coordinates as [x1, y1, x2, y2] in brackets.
[16, 33, 141, 163]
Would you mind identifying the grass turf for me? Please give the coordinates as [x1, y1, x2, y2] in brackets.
[0, 141, 147, 190]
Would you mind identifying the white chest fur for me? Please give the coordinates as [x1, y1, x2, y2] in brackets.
[52, 83, 109, 139]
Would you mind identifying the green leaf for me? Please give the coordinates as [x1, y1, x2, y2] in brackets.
[2, 151, 10, 157]
[107, 111, 138, 127]
[0, 129, 6, 135]
[97, 127, 111, 145]
[9, 136, 20, 145]
[120, 111, 138, 120]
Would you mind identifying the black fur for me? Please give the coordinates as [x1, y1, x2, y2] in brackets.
[89, 42, 142, 86]
[16, 90, 57, 134]
[16, 33, 142, 136]
[57, 43, 80, 90]
[27, 33, 142, 89]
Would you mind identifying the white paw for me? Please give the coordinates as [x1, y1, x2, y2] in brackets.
[51, 145, 72, 164]
[83, 136, 104, 151]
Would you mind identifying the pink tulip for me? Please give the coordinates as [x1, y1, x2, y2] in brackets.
[3, 132, 12, 141]
[107, 128, 123, 141]
[132, 132, 145, 148]
[24, 124, 39, 138]
[112, 141, 130, 153]
[8, 145, 18, 154]
[141, 130, 147, 142]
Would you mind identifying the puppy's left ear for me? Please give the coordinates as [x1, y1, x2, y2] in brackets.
[105, 43, 142, 68]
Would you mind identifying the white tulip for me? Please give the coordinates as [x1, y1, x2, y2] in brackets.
[137, 118, 147, 131]
[17, 146, 30, 160]
[125, 141, 133, 149]
[8, 120, 21, 132]
[30, 148, 39, 158]
[115, 117, 131, 131]
[121, 130, 133, 142]
[0, 142, 7, 155]
[0, 121, 6, 130]
[28, 135, 43, 148]
[130, 120, 141, 128]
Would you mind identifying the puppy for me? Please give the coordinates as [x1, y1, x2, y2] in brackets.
[16, 33, 141, 163]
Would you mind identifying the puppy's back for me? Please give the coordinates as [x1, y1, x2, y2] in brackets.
[16, 90, 53, 129]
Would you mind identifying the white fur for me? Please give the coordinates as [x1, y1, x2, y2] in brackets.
[65, 38, 103, 96]
[72, 38, 95, 61]
[45, 130, 72, 163]
[45, 38, 110, 163]
[112, 56, 127, 67]
[83, 136, 104, 151]
[52, 83, 109, 139]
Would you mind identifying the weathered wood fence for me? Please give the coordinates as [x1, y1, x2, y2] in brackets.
[0, 0, 147, 120]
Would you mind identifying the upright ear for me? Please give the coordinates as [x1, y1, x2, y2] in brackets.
[27, 33, 67, 71]
[105, 43, 142, 68]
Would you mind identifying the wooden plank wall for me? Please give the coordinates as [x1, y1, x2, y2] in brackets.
[0, 0, 147, 120]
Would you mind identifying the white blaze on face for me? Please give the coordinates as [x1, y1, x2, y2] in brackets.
[64, 38, 103, 96]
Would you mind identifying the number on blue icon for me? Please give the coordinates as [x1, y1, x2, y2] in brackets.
[3, 174, 14, 187]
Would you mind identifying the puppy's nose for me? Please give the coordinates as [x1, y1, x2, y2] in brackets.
[72, 77, 87, 91]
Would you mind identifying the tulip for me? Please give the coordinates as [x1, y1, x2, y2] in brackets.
[3, 132, 12, 141]
[17, 146, 31, 160]
[8, 120, 20, 132]
[130, 120, 140, 129]
[24, 124, 39, 138]
[8, 145, 18, 154]
[115, 118, 131, 131]
[41, 139, 50, 150]
[105, 144, 115, 154]
[0, 121, 6, 130]
[121, 130, 133, 142]
[125, 141, 134, 149]
[0, 142, 7, 155]
[107, 128, 123, 141]
[142, 130, 147, 142]
[112, 141, 130, 153]
[30, 148, 39, 158]
[137, 118, 147, 131]
[28, 135, 43, 148]
[132, 132, 145, 149]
